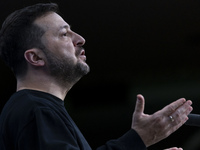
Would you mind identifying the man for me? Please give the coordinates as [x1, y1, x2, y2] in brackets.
[0, 3, 192, 150]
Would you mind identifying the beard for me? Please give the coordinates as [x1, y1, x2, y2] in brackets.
[43, 48, 90, 86]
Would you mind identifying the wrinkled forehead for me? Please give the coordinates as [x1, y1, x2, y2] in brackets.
[34, 12, 69, 32]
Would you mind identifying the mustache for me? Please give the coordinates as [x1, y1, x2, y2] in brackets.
[75, 47, 85, 56]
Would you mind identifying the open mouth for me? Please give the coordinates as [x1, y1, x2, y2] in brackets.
[79, 49, 86, 61]
[80, 49, 85, 56]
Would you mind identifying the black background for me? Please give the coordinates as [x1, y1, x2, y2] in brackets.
[1, 0, 200, 149]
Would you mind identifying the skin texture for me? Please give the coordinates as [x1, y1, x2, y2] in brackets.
[16, 12, 193, 149]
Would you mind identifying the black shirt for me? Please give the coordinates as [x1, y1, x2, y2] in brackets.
[0, 89, 146, 150]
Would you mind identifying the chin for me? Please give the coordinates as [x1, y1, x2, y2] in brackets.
[76, 61, 90, 75]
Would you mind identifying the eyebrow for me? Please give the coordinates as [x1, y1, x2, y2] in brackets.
[59, 25, 71, 30]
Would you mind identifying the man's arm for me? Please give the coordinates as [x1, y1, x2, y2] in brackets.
[97, 129, 146, 150]
[97, 94, 192, 150]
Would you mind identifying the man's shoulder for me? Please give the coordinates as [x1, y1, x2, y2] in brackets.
[6, 89, 49, 110]
[0, 89, 59, 121]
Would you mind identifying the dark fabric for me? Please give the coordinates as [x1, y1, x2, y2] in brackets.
[0, 89, 146, 150]
[97, 130, 147, 150]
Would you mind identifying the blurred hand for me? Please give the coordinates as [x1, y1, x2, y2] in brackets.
[164, 147, 183, 150]
[131, 94, 193, 147]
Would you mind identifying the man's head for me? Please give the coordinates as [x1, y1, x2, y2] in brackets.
[0, 3, 58, 77]
[0, 3, 89, 85]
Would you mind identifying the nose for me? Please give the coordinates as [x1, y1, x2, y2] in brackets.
[72, 32, 85, 47]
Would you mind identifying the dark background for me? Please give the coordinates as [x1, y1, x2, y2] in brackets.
[0, 0, 200, 149]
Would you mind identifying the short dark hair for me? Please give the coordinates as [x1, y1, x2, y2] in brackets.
[0, 3, 59, 77]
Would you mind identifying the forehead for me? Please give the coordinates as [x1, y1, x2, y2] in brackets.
[34, 12, 70, 32]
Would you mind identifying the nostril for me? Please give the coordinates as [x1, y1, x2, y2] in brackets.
[73, 41, 84, 47]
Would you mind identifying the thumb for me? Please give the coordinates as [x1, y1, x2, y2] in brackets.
[134, 94, 145, 115]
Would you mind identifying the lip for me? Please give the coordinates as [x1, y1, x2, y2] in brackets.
[80, 49, 85, 55]
[79, 49, 86, 61]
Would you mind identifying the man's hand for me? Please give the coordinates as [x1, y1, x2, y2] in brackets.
[131, 94, 193, 147]
[164, 147, 183, 150]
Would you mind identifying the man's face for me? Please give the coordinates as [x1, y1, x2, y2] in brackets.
[34, 12, 90, 85]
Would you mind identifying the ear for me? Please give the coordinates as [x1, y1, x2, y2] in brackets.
[24, 49, 45, 66]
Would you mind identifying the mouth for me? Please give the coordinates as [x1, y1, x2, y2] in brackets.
[79, 49, 87, 61]
[80, 49, 85, 55]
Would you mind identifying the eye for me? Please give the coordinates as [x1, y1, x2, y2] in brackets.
[63, 33, 67, 36]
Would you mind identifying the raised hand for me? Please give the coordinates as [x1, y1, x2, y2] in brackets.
[131, 94, 193, 147]
[164, 147, 183, 150]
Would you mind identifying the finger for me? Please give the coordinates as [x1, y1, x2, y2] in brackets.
[162, 98, 186, 116]
[163, 148, 183, 150]
[170, 100, 193, 125]
[166, 103, 193, 136]
[173, 100, 193, 117]
[134, 94, 145, 115]
[178, 100, 192, 114]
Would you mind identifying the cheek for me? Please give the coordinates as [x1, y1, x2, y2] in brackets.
[61, 42, 76, 55]
[58, 45, 77, 64]
[43, 38, 77, 60]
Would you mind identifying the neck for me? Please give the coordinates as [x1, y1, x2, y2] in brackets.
[17, 74, 73, 100]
